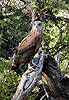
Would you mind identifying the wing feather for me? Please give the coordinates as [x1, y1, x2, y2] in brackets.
[17, 31, 41, 52]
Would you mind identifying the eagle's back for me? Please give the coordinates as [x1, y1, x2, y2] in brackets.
[17, 31, 42, 52]
[12, 31, 42, 67]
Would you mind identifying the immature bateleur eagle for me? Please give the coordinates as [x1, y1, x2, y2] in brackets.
[11, 21, 43, 70]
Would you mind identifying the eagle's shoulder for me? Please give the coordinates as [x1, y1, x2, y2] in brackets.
[17, 30, 41, 51]
[19, 31, 41, 44]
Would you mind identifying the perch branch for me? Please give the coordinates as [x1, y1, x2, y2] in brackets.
[11, 49, 45, 100]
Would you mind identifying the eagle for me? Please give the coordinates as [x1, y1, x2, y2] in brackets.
[11, 21, 43, 70]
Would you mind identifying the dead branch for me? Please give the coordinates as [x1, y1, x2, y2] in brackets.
[43, 54, 69, 100]
[11, 49, 45, 100]
[11, 49, 69, 100]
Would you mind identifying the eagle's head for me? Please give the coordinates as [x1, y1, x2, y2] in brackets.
[31, 21, 43, 33]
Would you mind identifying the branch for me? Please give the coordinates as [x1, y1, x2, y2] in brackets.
[11, 49, 45, 100]
[43, 54, 69, 100]
[11, 49, 69, 100]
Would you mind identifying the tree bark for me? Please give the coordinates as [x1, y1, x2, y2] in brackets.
[11, 51, 69, 100]
[11, 50, 45, 100]
[43, 53, 69, 100]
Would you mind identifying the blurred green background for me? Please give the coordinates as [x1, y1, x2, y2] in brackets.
[0, 0, 69, 100]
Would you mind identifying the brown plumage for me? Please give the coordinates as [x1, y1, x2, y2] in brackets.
[11, 21, 43, 70]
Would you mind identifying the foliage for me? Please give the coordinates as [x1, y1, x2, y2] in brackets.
[0, 1, 30, 58]
[0, 57, 21, 100]
[0, 0, 69, 100]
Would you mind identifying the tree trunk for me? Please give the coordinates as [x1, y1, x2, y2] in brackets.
[11, 51, 69, 100]
[11, 50, 45, 100]
[43, 54, 69, 100]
